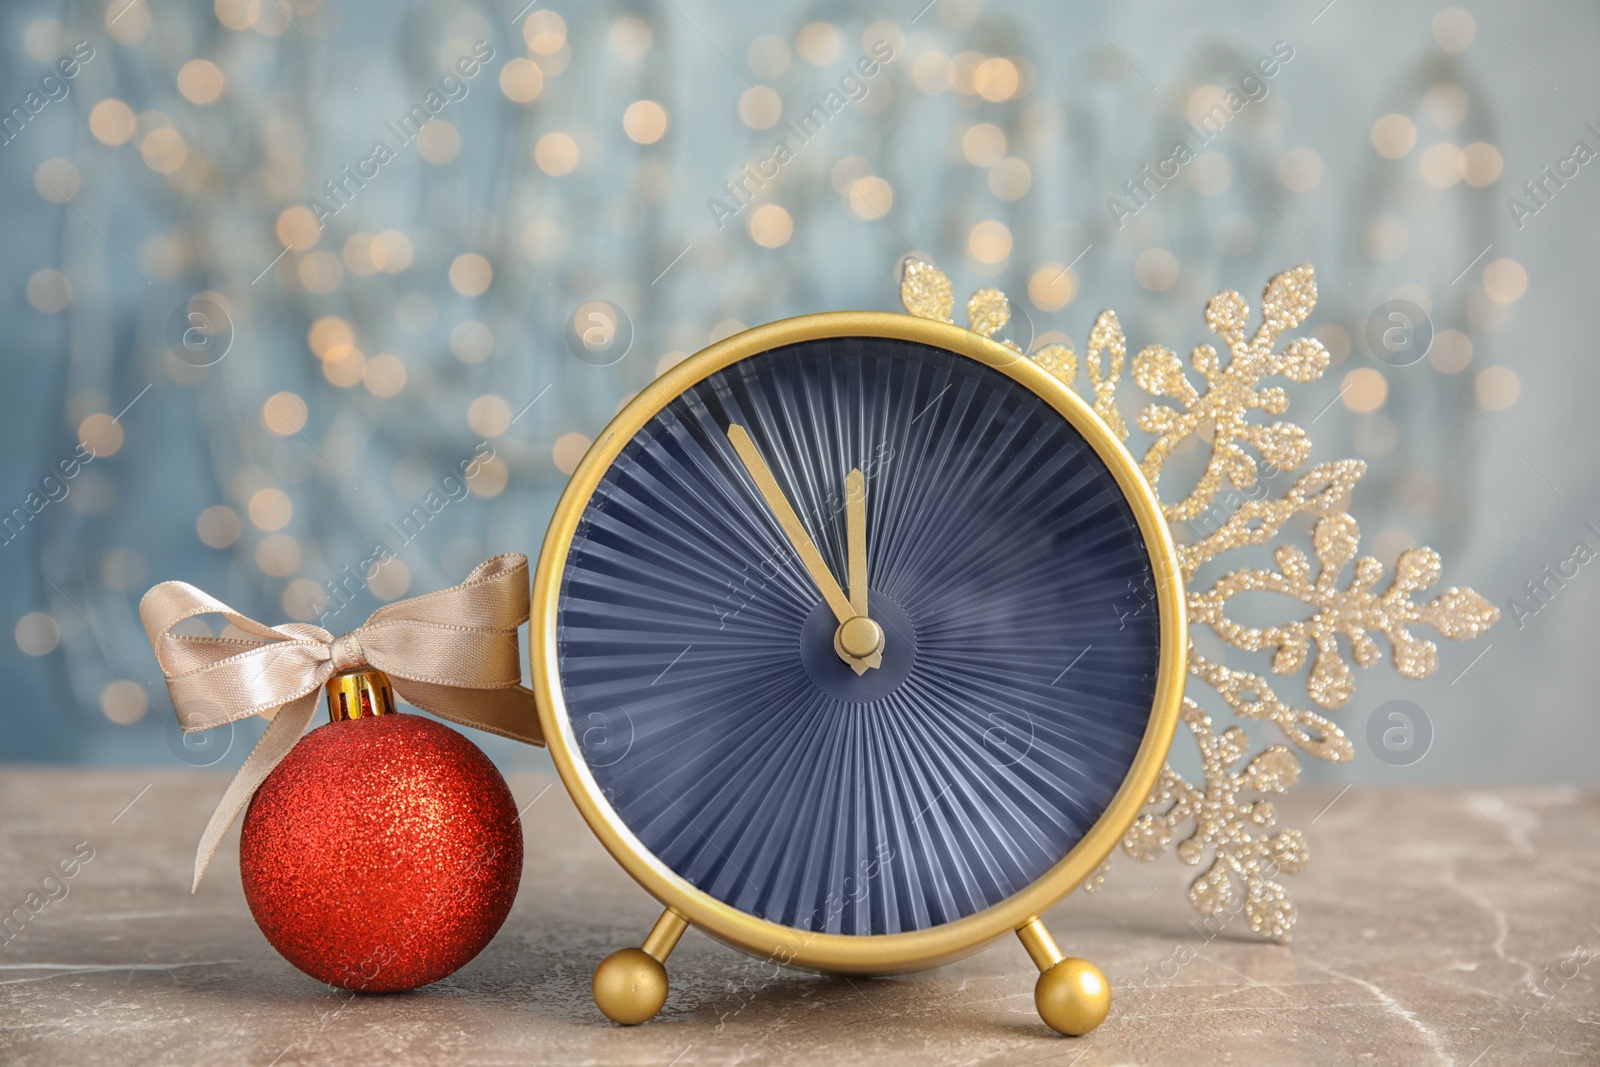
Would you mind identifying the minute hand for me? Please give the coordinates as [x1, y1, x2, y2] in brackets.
[846, 468, 868, 618]
[726, 424, 853, 625]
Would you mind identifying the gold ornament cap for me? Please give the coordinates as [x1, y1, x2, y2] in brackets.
[325, 668, 396, 722]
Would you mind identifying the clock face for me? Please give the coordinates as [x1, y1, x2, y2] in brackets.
[555, 334, 1163, 937]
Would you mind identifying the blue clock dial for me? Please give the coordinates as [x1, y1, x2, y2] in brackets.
[556, 335, 1162, 936]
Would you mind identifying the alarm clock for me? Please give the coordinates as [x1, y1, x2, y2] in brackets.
[530, 311, 1186, 1036]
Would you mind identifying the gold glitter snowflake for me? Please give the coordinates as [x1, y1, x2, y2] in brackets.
[900, 257, 1499, 942]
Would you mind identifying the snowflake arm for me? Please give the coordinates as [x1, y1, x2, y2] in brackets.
[1134, 265, 1330, 523]
[900, 256, 954, 323]
[1189, 649, 1354, 762]
[1124, 701, 1307, 942]
[1190, 512, 1500, 709]
[1178, 459, 1366, 581]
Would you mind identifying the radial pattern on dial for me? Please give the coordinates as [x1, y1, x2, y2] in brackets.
[557, 336, 1161, 936]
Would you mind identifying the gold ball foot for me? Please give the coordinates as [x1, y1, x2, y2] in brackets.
[1035, 957, 1110, 1036]
[593, 947, 669, 1025]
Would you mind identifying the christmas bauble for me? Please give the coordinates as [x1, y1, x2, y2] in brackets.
[239, 709, 522, 992]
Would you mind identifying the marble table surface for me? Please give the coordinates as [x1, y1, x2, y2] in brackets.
[0, 769, 1594, 1066]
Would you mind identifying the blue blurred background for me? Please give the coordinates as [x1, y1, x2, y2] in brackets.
[1, 0, 1595, 784]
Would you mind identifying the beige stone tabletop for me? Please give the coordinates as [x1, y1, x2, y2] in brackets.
[0, 769, 1594, 1066]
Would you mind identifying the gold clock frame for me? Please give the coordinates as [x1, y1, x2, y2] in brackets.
[530, 311, 1187, 1035]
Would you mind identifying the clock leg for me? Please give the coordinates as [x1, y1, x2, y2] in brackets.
[593, 908, 688, 1025]
[1016, 917, 1111, 1036]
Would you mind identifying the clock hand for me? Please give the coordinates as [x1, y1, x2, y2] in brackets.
[726, 425, 882, 674]
[726, 424, 853, 625]
[844, 469, 883, 669]
[846, 469, 867, 618]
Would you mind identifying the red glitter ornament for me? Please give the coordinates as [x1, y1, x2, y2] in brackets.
[239, 672, 522, 993]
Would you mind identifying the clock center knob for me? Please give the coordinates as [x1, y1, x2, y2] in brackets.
[837, 616, 885, 660]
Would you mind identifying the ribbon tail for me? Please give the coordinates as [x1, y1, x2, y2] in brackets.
[394, 680, 544, 747]
[191, 690, 321, 892]
[393, 681, 544, 748]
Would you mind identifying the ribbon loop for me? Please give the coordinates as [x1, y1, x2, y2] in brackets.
[138, 553, 544, 889]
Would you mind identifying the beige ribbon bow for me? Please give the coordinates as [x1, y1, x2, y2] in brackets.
[138, 553, 543, 890]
